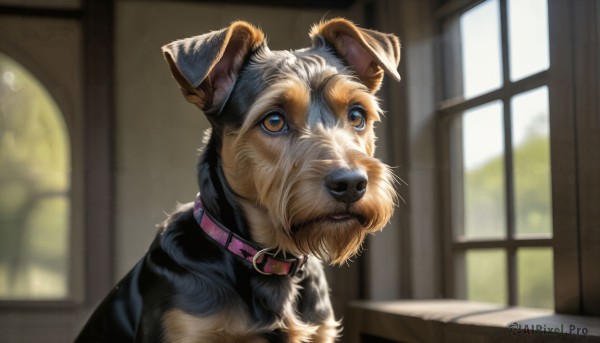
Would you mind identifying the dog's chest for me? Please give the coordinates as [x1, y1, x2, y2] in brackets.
[161, 305, 319, 343]
[161, 308, 266, 342]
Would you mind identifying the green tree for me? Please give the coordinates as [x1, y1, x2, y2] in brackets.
[465, 130, 553, 308]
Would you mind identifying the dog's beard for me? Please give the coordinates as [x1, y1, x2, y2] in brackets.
[292, 220, 367, 265]
[243, 169, 396, 265]
[275, 163, 396, 264]
[286, 190, 395, 264]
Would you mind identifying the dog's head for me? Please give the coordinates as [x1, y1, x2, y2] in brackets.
[163, 19, 400, 264]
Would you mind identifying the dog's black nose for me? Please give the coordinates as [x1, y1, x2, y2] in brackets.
[325, 169, 368, 203]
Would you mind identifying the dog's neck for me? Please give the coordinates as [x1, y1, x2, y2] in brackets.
[197, 131, 252, 240]
[196, 131, 305, 265]
[192, 194, 307, 276]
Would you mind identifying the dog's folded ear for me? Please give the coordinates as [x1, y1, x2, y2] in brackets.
[310, 18, 400, 93]
[162, 21, 265, 112]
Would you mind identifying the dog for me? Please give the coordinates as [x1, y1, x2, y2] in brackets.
[75, 18, 400, 343]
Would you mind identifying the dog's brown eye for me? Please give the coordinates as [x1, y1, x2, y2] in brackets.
[261, 112, 288, 133]
[348, 107, 366, 130]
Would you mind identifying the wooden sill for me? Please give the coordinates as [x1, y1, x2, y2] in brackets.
[345, 300, 600, 343]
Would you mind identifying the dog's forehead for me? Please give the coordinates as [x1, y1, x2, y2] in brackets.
[244, 46, 366, 124]
[252, 45, 347, 84]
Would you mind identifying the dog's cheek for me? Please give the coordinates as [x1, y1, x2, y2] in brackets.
[222, 130, 287, 202]
[250, 135, 291, 206]
[362, 129, 376, 157]
[221, 134, 258, 199]
[361, 161, 396, 230]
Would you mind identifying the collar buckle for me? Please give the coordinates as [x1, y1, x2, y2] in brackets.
[252, 248, 277, 275]
[252, 248, 308, 276]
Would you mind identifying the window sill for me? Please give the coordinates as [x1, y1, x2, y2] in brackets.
[345, 300, 600, 343]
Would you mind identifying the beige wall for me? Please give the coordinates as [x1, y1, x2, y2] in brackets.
[114, 0, 365, 286]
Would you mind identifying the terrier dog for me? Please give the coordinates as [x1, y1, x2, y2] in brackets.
[76, 18, 400, 342]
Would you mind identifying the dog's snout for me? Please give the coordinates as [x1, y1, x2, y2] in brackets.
[325, 169, 368, 203]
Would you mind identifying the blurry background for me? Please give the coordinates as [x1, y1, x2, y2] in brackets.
[0, 0, 598, 342]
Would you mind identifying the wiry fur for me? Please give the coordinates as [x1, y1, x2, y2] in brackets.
[220, 48, 397, 264]
[76, 18, 400, 343]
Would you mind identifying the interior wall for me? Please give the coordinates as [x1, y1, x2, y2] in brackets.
[114, 0, 366, 320]
[363, 0, 441, 300]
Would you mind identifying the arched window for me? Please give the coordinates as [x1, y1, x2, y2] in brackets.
[0, 52, 70, 299]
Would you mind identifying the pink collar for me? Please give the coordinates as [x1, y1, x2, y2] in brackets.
[193, 194, 307, 276]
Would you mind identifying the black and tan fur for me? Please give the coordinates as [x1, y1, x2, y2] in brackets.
[76, 18, 400, 343]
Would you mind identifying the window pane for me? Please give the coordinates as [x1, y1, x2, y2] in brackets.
[465, 249, 507, 304]
[460, 0, 502, 99]
[461, 101, 506, 239]
[508, 0, 550, 81]
[0, 52, 70, 299]
[511, 87, 552, 237]
[517, 248, 554, 309]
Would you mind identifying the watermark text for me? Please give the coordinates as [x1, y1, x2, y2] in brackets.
[509, 322, 589, 336]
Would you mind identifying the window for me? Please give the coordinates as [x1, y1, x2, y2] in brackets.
[0, 3, 115, 341]
[0, 52, 71, 299]
[439, 0, 554, 308]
